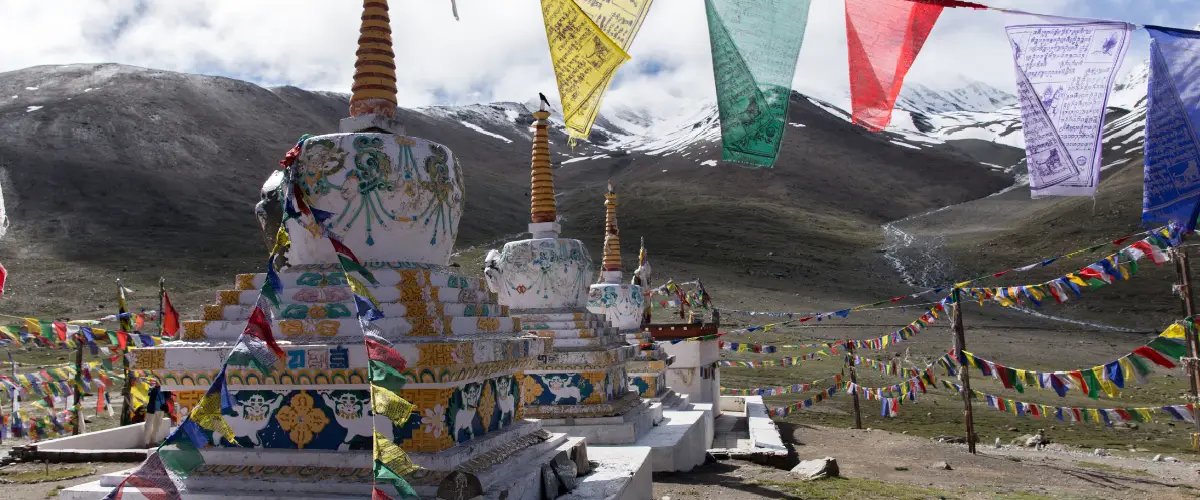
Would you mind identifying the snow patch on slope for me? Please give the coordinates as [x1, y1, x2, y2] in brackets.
[460, 121, 513, 143]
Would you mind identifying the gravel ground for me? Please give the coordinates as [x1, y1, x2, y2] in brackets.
[654, 424, 1200, 500]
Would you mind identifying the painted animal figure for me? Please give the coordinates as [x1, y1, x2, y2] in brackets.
[320, 390, 389, 451]
[495, 377, 516, 425]
[453, 383, 483, 442]
[219, 391, 286, 446]
[544, 374, 582, 403]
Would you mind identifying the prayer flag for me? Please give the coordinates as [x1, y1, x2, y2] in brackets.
[541, 0, 632, 141]
[1006, 19, 1131, 197]
[705, 0, 811, 167]
[1141, 26, 1200, 231]
[118, 285, 134, 334]
[844, 0, 942, 131]
[162, 292, 180, 336]
[330, 236, 379, 285]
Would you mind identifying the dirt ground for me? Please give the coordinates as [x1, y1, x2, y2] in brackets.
[655, 424, 1200, 500]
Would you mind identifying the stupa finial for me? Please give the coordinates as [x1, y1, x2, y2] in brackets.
[530, 94, 556, 224]
[602, 180, 621, 272]
[349, 0, 398, 119]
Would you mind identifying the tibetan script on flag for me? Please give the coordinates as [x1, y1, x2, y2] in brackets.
[705, 0, 811, 167]
[542, 0, 652, 141]
[1142, 26, 1200, 231]
[1006, 20, 1131, 198]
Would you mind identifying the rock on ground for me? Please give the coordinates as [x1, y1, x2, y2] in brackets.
[791, 457, 839, 480]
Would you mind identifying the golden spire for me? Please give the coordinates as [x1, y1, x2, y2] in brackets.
[638, 236, 646, 267]
[530, 94, 556, 224]
[602, 181, 621, 272]
[349, 0, 398, 119]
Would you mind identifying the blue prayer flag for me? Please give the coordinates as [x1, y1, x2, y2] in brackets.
[1141, 26, 1200, 231]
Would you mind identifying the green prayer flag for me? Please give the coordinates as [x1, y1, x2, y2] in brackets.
[1147, 337, 1188, 360]
[705, 0, 812, 167]
[160, 441, 205, 479]
[1080, 369, 1101, 399]
[370, 359, 406, 394]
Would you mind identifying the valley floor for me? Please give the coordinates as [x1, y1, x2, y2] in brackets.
[7, 423, 1197, 499]
[655, 424, 1200, 500]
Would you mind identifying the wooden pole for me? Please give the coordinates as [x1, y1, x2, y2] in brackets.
[951, 287, 977, 454]
[847, 340, 862, 430]
[117, 278, 133, 426]
[0, 349, 7, 444]
[158, 277, 165, 337]
[1174, 248, 1200, 445]
[72, 332, 84, 435]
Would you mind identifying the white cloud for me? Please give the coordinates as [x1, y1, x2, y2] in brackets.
[0, 0, 1185, 120]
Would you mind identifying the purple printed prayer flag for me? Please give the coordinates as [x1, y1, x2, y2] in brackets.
[1006, 19, 1132, 197]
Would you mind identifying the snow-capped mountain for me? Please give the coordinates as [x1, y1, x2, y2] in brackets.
[896, 80, 1017, 115]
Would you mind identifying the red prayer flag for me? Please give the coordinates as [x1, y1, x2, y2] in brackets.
[1133, 346, 1177, 369]
[245, 305, 286, 359]
[162, 292, 180, 336]
[1067, 371, 1089, 396]
[372, 487, 395, 500]
[0, 261, 7, 296]
[844, 0, 944, 131]
[117, 331, 128, 352]
[364, 338, 407, 372]
[135, 313, 145, 330]
[53, 322, 68, 343]
[280, 143, 303, 168]
[1077, 266, 1109, 283]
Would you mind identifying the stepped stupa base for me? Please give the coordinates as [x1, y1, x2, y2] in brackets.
[62, 422, 653, 499]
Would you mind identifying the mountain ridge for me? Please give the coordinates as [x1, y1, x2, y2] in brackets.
[0, 62, 1013, 318]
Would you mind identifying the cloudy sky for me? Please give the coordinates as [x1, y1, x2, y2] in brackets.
[1, 0, 1195, 118]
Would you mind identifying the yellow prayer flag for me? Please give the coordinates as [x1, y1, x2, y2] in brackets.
[1136, 408, 1154, 422]
[272, 226, 291, 256]
[1066, 274, 1088, 287]
[1027, 286, 1045, 302]
[1119, 356, 1136, 382]
[24, 318, 40, 335]
[995, 289, 1015, 307]
[1163, 323, 1187, 340]
[192, 392, 239, 446]
[372, 385, 415, 427]
[374, 431, 418, 477]
[542, 0, 631, 140]
[130, 379, 151, 409]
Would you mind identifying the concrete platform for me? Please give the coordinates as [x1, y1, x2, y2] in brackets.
[559, 446, 653, 500]
[537, 400, 656, 445]
[708, 396, 787, 463]
[593, 404, 714, 473]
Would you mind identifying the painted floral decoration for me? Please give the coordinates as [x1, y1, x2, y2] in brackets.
[276, 392, 330, 449]
[521, 375, 544, 404]
[422, 404, 446, 438]
[478, 381, 496, 432]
